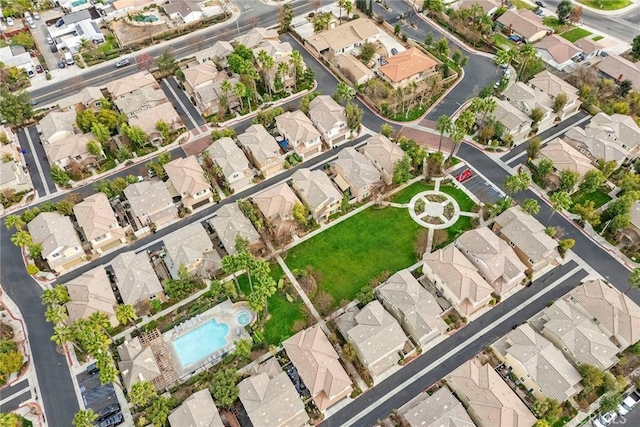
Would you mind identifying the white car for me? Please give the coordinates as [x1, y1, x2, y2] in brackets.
[593, 412, 618, 427]
[6, 17, 14, 26]
[33, 12, 40, 20]
[504, 69, 512, 79]
[29, 21, 36, 29]
[47, 35, 53, 44]
[618, 393, 639, 415]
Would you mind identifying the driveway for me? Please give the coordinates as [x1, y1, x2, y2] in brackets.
[458, 173, 503, 205]
[30, 19, 58, 70]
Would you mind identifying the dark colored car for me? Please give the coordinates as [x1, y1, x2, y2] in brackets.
[391, 48, 398, 55]
[98, 413, 123, 427]
[86, 363, 99, 374]
[97, 404, 121, 422]
[535, 1, 546, 7]
[50, 45, 58, 53]
[55, 18, 64, 27]
[58, 61, 65, 69]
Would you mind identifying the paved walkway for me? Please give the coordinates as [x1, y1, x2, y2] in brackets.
[275, 255, 322, 322]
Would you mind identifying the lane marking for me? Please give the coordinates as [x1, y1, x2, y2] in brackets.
[23, 129, 51, 196]
[162, 78, 199, 130]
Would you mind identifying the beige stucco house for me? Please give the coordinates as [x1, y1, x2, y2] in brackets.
[28, 212, 86, 273]
[539, 138, 596, 179]
[423, 246, 494, 317]
[497, 9, 550, 43]
[491, 324, 583, 402]
[332, 147, 382, 202]
[124, 181, 178, 230]
[530, 299, 619, 370]
[73, 193, 126, 254]
[335, 54, 375, 85]
[208, 203, 261, 255]
[502, 82, 555, 131]
[111, 250, 164, 306]
[379, 47, 438, 89]
[308, 95, 349, 148]
[208, 137, 254, 192]
[253, 39, 296, 92]
[39, 111, 101, 170]
[283, 327, 352, 412]
[597, 55, 640, 91]
[168, 389, 224, 427]
[162, 222, 214, 279]
[65, 266, 118, 327]
[528, 70, 580, 120]
[253, 183, 301, 238]
[113, 82, 167, 117]
[534, 35, 582, 71]
[398, 387, 476, 427]
[491, 98, 533, 144]
[275, 110, 322, 160]
[0, 159, 29, 194]
[336, 300, 410, 379]
[306, 18, 380, 55]
[238, 124, 285, 177]
[455, 227, 527, 297]
[493, 206, 559, 273]
[291, 168, 342, 222]
[128, 102, 184, 145]
[105, 71, 157, 99]
[164, 156, 213, 211]
[376, 270, 447, 346]
[446, 358, 537, 427]
[183, 62, 218, 98]
[58, 86, 103, 112]
[361, 134, 405, 185]
[117, 336, 163, 391]
[232, 27, 279, 49]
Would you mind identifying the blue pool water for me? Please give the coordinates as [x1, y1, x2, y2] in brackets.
[172, 319, 229, 368]
[236, 311, 252, 326]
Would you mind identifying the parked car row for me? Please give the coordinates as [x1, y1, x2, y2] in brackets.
[593, 390, 640, 427]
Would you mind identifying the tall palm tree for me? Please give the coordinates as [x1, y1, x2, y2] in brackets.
[234, 82, 248, 111]
[334, 82, 355, 105]
[11, 230, 32, 247]
[277, 61, 290, 88]
[289, 50, 303, 90]
[448, 125, 466, 162]
[51, 324, 74, 347]
[115, 304, 137, 328]
[256, 50, 275, 95]
[494, 48, 519, 68]
[45, 305, 68, 326]
[436, 115, 453, 153]
[479, 97, 497, 128]
[338, 0, 345, 23]
[72, 409, 97, 427]
[130, 380, 157, 408]
[4, 214, 25, 231]
[244, 64, 260, 107]
[222, 255, 241, 295]
[518, 43, 536, 81]
[221, 79, 233, 113]
[344, 0, 354, 19]
[456, 109, 476, 135]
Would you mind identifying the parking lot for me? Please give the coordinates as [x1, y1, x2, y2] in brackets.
[76, 369, 119, 420]
[457, 173, 503, 205]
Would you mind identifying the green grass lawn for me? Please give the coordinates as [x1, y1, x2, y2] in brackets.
[592, 35, 604, 41]
[560, 28, 593, 42]
[492, 33, 517, 49]
[439, 185, 477, 212]
[542, 16, 573, 33]
[434, 216, 474, 251]
[391, 181, 435, 203]
[237, 263, 307, 345]
[570, 188, 612, 210]
[511, 0, 535, 9]
[286, 206, 423, 304]
[576, 0, 631, 9]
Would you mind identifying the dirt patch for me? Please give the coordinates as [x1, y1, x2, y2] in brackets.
[399, 126, 454, 154]
[110, 19, 172, 46]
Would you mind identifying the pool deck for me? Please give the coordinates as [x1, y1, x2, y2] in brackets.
[165, 299, 254, 380]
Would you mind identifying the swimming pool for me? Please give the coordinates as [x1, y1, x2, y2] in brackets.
[172, 319, 229, 368]
[236, 311, 252, 326]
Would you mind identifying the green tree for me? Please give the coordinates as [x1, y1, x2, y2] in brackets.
[28, 243, 43, 259]
[517, 43, 537, 81]
[11, 230, 31, 247]
[72, 409, 97, 427]
[121, 124, 148, 149]
[552, 93, 568, 114]
[155, 120, 171, 142]
[526, 137, 542, 159]
[559, 169, 580, 193]
[380, 123, 395, 138]
[503, 172, 531, 194]
[573, 200, 601, 227]
[11, 32, 35, 50]
[424, 0, 445, 16]
[355, 285, 374, 305]
[209, 367, 239, 408]
[610, 213, 631, 231]
[342, 342, 358, 362]
[359, 42, 376, 62]
[4, 214, 25, 231]
[76, 110, 96, 133]
[115, 304, 137, 327]
[50, 165, 71, 186]
[630, 268, 640, 289]
[556, 0, 572, 23]
[632, 35, 640, 60]
[292, 202, 309, 229]
[436, 115, 453, 153]
[532, 398, 563, 421]
[278, 3, 294, 32]
[86, 140, 101, 156]
[558, 238, 575, 257]
[618, 172, 640, 193]
[155, 51, 177, 75]
[530, 107, 545, 126]
[289, 50, 304, 90]
[600, 393, 623, 414]
[345, 102, 363, 134]
[578, 364, 604, 392]
[392, 154, 412, 184]
[334, 82, 356, 105]
[130, 380, 157, 408]
[549, 191, 572, 219]
[147, 396, 173, 427]
[579, 169, 606, 194]
[96, 109, 121, 131]
[233, 338, 253, 360]
[597, 158, 617, 178]
[522, 198, 539, 215]
[0, 90, 34, 126]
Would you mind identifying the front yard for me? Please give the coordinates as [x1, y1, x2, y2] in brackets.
[570, 188, 612, 210]
[576, 0, 632, 10]
[560, 28, 593, 42]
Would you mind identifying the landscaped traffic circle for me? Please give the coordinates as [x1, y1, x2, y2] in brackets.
[409, 190, 460, 229]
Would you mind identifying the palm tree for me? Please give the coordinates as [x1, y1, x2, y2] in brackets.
[116, 304, 137, 328]
[629, 268, 640, 290]
[72, 409, 97, 427]
[222, 256, 241, 295]
[96, 352, 119, 385]
[478, 97, 497, 128]
[233, 82, 248, 111]
[448, 125, 466, 162]
[255, 271, 277, 317]
[11, 230, 32, 247]
[436, 115, 453, 153]
[130, 380, 157, 408]
[45, 305, 68, 326]
[277, 61, 290, 89]
[494, 48, 519, 69]
[244, 64, 260, 107]
[549, 191, 572, 220]
[338, 0, 345, 23]
[256, 50, 275, 95]
[289, 50, 303, 90]
[518, 43, 536, 81]
[344, 0, 354, 19]
[334, 82, 355, 105]
[221, 79, 233, 108]
[522, 198, 540, 215]
[4, 214, 25, 230]
[456, 109, 476, 135]
[78, 38, 90, 54]
[51, 324, 74, 347]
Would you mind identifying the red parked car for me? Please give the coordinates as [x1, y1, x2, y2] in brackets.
[456, 169, 473, 182]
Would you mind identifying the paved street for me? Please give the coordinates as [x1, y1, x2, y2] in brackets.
[0, 379, 31, 413]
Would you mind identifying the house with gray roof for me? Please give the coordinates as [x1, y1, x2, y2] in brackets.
[73, 193, 125, 254]
[232, 27, 279, 49]
[336, 300, 410, 379]
[496, 9, 550, 43]
[28, 212, 86, 273]
[111, 250, 164, 306]
[275, 110, 322, 160]
[238, 360, 309, 427]
[162, 0, 204, 24]
[530, 299, 619, 370]
[528, 70, 580, 120]
[168, 389, 224, 427]
[207, 137, 253, 191]
[491, 323, 583, 401]
[455, 227, 527, 297]
[502, 82, 555, 131]
[117, 336, 162, 391]
[398, 387, 476, 427]
[308, 95, 349, 148]
[208, 203, 260, 255]
[493, 206, 559, 273]
[361, 134, 405, 185]
[238, 124, 285, 177]
[291, 168, 342, 222]
[162, 222, 214, 279]
[490, 97, 533, 144]
[332, 147, 382, 202]
[65, 266, 118, 327]
[376, 270, 447, 346]
[124, 181, 178, 230]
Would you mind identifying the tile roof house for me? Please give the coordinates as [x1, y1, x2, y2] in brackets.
[534, 35, 582, 71]
[39, 110, 76, 144]
[162, 222, 214, 279]
[208, 203, 261, 255]
[306, 18, 381, 55]
[168, 389, 224, 427]
[65, 266, 118, 327]
[493, 206, 559, 273]
[564, 112, 640, 166]
[528, 70, 580, 120]
[567, 278, 640, 350]
[128, 102, 184, 145]
[336, 300, 410, 379]
[124, 181, 178, 230]
[491, 98, 533, 144]
[446, 358, 537, 427]
[573, 37, 605, 60]
[73, 193, 125, 254]
[232, 27, 279, 49]
[335, 54, 375, 85]
[459, 0, 500, 14]
[491, 324, 583, 401]
[362, 134, 405, 185]
[398, 387, 477, 427]
[43, 132, 100, 170]
[291, 168, 342, 222]
[253, 183, 302, 238]
[423, 246, 494, 317]
[238, 361, 309, 427]
[117, 336, 162, 391]
[28, 212, 86, 273]
[597, 55, 640, 90]
[283, 327, 352, 411]
[57, 86, 103, 112]
[200, 40, 234, 68]
[502, 82, 554, 132]
[539, 138, 596, 178]
[332, 147, 382, 202]
[164, 156, 213, 211]
[113, 83, 167, 117]
[111, 250, 164, 305]
[379, 47, 438, 89]
[0, 160, 29, 194]
[455, 227, 527, 296]
[182, 62, 218, 99]
[497, 9, 550, 42]
[105, 71, 157, 99]
[162, 0, 204, 24]
[530, 299, 619, 370]
[376, 270, 447, 346]
[192, 74, 241, 117]
[275, 110, 322, 160]
[237, 124, 285, 177]
[207, 137, 254, 192]
[308, 95, 349, 148]
[253, 40, 296, 92]
[622, 201, 640, 247]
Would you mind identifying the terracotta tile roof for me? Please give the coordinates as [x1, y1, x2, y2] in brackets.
[399, 387, 476, 427]
[66, 266, 118, 327]
[379, 47, 437, 83]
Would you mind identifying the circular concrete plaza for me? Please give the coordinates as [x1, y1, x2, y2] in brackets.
[408, 190, 460, 229]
